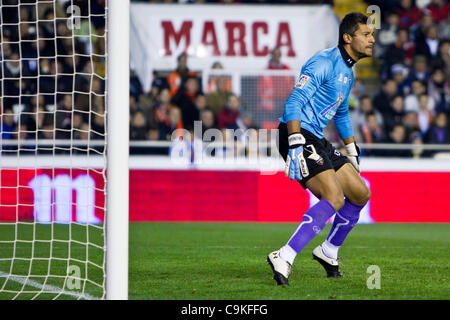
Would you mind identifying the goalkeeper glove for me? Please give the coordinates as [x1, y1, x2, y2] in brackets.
[285, 133, 308, 181]
[345, 142, 361, 173]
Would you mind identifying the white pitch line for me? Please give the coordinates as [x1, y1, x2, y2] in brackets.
[0, 271, 99, 300]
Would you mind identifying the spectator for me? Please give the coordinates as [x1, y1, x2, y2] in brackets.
[55, 94, 73, 139]
[410, 11, 434, 44]
[267, 47, 290, 70]
[360, 112, 386, 156]
[382, 28, 415, 76]
[159, 106, 183, 141]
[206, 61, 232, 94]
[78, 123, 91, 141]
[414, 25, 440, 60]
[410, 131, 425, 158]
[153, 88, 173, 125]
[36, 106, 54, 139]
[394, 0, 423, 30]
[428, 68, 450, 113]
[416, 93, 434, 135]
[425, 112, 450, 144]
[351, 95, 383, 134]
[217, 94, 241, 129]
[391, 64, 410, 96]
[361, 111, 385, 143]
[384, 124, 411, 157]
[404, 80, 435, 112]
[373, 78, 398, 114]
[130, 69, 144, 100]
[130, 110, 149, 140]
[1, 108, 16, 140]
[431, 40, 450, 74]
[438, 11, 450, 40]
[384, 94, 406, 132]
[91, 100, 105, 140]
[171, 75, 201, 131]
[138, 83, 161, 114]
[194, 94, 208, 115]
[73, 113, 86, 140]
[167, 52, 196, 97]
[258, 46, 293, 112]
[402, 111, 420, 138]
[405, 55, 429, 86]
[426, 0, 450, 23]
[376, 12, 400, 54]
[129, 95, 140, 116]
[206, 75, 232, 116]
[151, 71, 169, 92]
[199, 108, 217, 135]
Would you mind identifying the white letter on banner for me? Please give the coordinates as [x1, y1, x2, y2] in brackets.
[29, 174, 52, 223]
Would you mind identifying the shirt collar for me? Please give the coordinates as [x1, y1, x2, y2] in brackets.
[338, 44, 357, 68]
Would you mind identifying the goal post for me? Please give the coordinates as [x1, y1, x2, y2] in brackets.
[106, 0, 130, 300]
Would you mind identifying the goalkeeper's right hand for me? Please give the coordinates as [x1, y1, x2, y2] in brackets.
[285, 133, 307, 182]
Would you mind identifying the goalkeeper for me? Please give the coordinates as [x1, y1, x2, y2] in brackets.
[267, 12, 374, 285]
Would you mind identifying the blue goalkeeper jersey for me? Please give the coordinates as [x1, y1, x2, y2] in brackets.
[280, 45, 356, 140]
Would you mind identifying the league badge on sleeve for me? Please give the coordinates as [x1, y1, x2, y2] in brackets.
[295, 74, 310, 89]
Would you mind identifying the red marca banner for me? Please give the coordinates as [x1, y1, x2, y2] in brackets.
[1, 169, 449, 223]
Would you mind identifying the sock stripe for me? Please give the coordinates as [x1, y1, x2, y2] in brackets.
[327, 211, 350, 243]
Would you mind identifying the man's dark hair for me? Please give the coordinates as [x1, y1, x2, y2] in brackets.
[339, 12, 369, 45]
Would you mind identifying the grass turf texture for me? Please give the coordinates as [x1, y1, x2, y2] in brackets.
[129, 222, 449, 300]
[0, 222, 448, 299]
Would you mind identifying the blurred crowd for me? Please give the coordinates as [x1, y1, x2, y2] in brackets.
[0, 0, 106, 144]
[1, 0, 449, 158]
[130, 0, 449, 159]
[348, 0, 450, 157]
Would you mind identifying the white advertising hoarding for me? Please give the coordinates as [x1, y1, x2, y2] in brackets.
[130, 3, 340, 92]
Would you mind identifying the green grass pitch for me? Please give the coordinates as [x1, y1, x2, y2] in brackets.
[0, 222, 449, 300]
[128, 222, 449, 300]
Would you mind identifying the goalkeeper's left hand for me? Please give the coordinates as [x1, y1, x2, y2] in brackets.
[345, 142, 361, 173]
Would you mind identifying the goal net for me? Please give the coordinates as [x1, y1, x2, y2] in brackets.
[0, 0, 116, 300]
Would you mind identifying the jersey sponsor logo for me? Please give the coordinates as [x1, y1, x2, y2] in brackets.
[295, 74, 310, 89]
[319, 92, 343, 119]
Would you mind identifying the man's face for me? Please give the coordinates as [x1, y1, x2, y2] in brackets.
[348, 23, 375, 59]
[271, 48, 281, 62]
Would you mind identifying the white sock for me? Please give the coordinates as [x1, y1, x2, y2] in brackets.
[321, 240, 339, 260]
[279, 244, 297, 265]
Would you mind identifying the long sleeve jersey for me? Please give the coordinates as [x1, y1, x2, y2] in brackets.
[280, 45, 356, 140]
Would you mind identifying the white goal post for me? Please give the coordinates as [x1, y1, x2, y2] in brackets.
[106, 0, 129, 300]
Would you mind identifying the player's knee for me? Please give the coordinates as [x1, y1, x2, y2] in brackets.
[358, 186, 371, 204]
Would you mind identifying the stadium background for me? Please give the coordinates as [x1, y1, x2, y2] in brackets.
[0, 0, 449, 301]
[1, 0, 450, 224]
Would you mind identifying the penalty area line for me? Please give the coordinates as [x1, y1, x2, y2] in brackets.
[0, 271, 99, 300]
